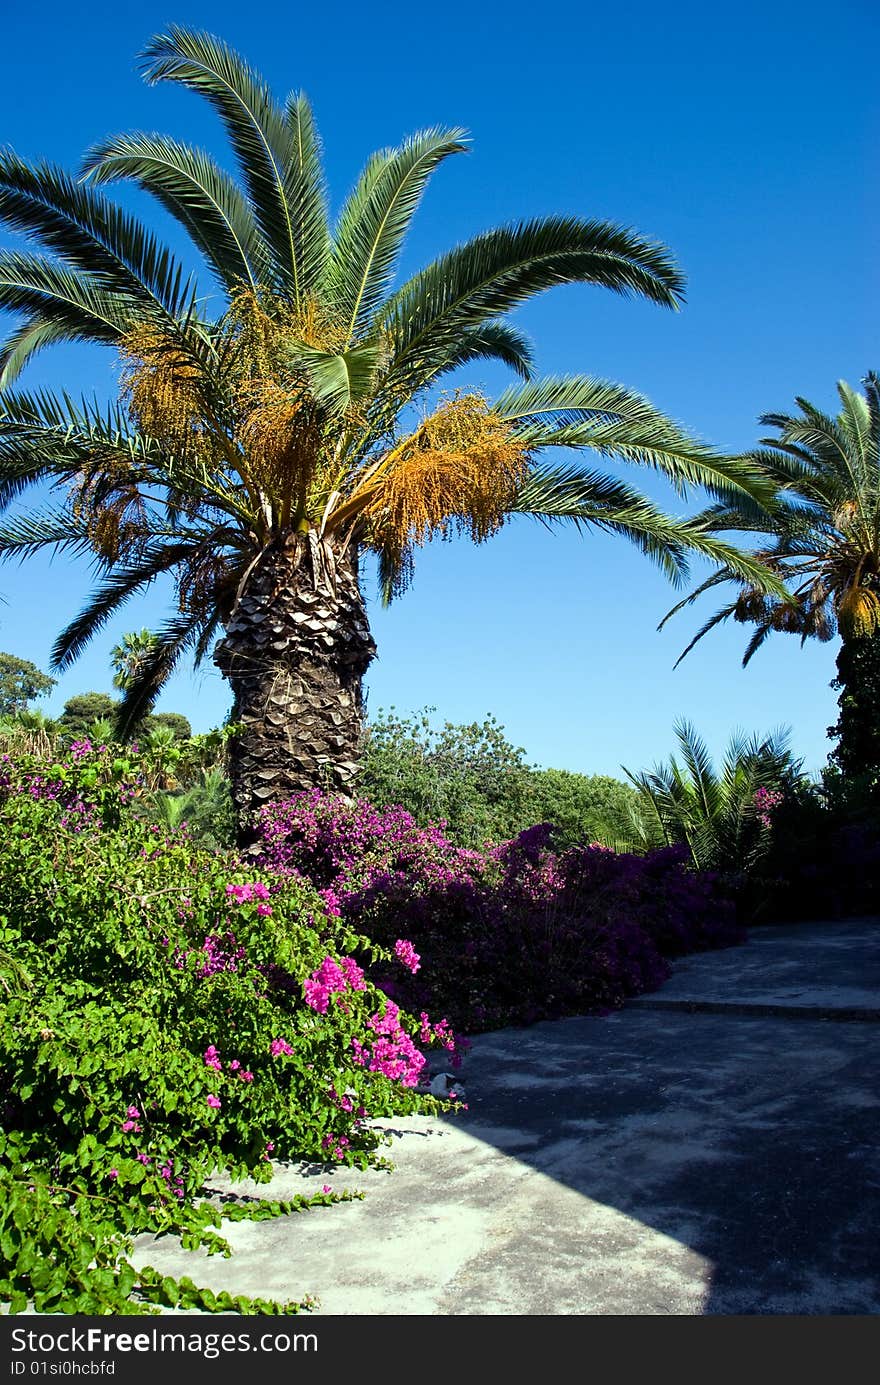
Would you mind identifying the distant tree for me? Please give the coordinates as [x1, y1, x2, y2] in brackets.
[359, 710, 533, 844]
[56, 692, 117, 740]
[57, 691, 192, 743]
[663, 373, 880, 799]
[0, 651, 55, 716]
[624, 721, 801, 873]
[360, 708, 658, 849]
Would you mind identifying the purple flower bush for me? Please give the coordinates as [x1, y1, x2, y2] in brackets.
[255, 790, 742, 1032]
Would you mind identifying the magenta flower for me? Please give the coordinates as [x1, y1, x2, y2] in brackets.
[394, 939, 421, 974]
[206, 1094, 222, 1110]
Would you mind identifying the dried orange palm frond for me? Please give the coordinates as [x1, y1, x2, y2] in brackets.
[238, 377, 323, 498]
[119, 324, 205, 448]
[362, 394, 529, 594]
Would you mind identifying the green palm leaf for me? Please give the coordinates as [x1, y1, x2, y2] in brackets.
[140, 27, 309, 297]
[52, 544, 198, 671]
[0, 317, 72, 388]
[380, 217, 685, 380]
[495, 375, 776, 506]
[114, 609, 210, 736]
[327, 127, 467, 343]
[0, 251, 132, 343]
[0, 152, 194, 318]
[82, 134, 265, 291]
[284, 93, 331, 297]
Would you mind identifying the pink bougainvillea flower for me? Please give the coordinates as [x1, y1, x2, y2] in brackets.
[394, 939, 421, 974]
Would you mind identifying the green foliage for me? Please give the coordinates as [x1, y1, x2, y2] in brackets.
[828, 633, 880, 801]
[0, 650, 55, 716]
[111, 629, 161, 692]
[146, 769, 235, 849]
[0, 744, 440, 1313]
[359, 709, 533, 845]
[56, 691, 191, 746]
[146, 711, 192, 741]
[359, 707, 654, 849]
[662, 372, 880, 793]
[523, 767, 660, 851]
[57, 692, 117, 739]
[624, 721, 802, 874]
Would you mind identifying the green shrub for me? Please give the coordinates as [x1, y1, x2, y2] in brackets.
[359, 708, 533, 845]
[523, 767, 658, 850]
[359, 707, 652, 849]
[0, 745, 445, 1313]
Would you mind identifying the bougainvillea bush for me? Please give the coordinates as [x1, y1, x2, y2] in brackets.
[256, 792, 743, 1032]
[0, 747, 453, 1315]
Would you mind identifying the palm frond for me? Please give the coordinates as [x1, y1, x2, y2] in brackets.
[380, 217, 684, 394]
[140, 27, 302, 295]
[432, 320, 534, 381]
[0, 317, 71, 388]
[290, 341, 381, 417]
[114, 609, 207, 737]
[82, 133, 264, 291]
[328, 127, 467, 343]
[495, 375, 777, 507]
[0, 250, 133, 343]
[283, 92, 330, 298]
[0, 151, 194, 318]
[0, 506, 95, 561]
[51, 544, 196, 670]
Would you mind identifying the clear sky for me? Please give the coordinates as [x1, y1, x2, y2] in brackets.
[0, 0, 876, 777]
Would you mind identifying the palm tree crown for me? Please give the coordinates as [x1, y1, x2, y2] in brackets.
[625, 720, 800, 874]
[663, 373, 880, 663]
[0, 28, 780, 828]
[110, 628, 160, 691]
[661, 372, 880, 796]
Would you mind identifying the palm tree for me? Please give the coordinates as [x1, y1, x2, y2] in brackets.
[624, 720, 800, 873]
[661, 373, 880, 793]
[0, 28, 780, 838]
[110, 627, 160, 691]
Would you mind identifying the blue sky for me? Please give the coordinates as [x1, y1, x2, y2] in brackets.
[0, 0, 876, 777]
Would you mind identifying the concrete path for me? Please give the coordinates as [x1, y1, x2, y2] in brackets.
[134, 919, 880, 1315]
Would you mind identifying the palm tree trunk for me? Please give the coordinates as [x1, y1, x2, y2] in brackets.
[828, 631, 880, 799]
[214, 531, 376, 842]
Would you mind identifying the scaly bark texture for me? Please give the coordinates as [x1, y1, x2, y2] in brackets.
[214, 532, 376, 840]
[828, 631, 880, 800]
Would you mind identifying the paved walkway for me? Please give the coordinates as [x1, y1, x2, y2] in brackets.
[135, 919, 880, 1315]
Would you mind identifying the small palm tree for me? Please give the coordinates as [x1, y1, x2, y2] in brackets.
[624, 721, 800, 873]
[0, 28, 780, 838]
[662, 373, 880, 792]
[110, 628, 160, 691]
